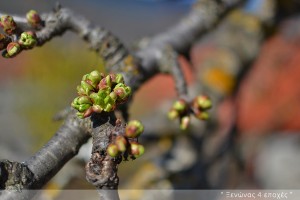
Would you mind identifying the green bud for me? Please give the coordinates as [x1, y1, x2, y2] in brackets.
[0, 15, 17, 35]
[130, 142, 145, 158]
[109, 91, 117, 101]
[195, 111, 209, 120]
[114, 74, 124, 84]
[78, 104, 91, 112]
[80, 80, 94, 95]
[103, 103, 113, 112]
[125, 120, 144, 138]
[92, 105, 103, 113]
[77, 96, 92, 105]
[107, 143, 119, 157]
[180, 116, 190, 130]
[18, 31, 37, 49]
[6, 42, 21, 57]
[26, 10, 42, 28]
[168, 109, 179, 120]
[195, 95, 212, 110]
[76, 112, 85, 119]
[173, 99, 187, 113]
[98, 75, 112, 90]
[115, 136, 127, 152]
[0, 33, 11, 51]
[114, 83, 131, 101]
[89, 92, 101, 106]
[83, 70, 102, 89]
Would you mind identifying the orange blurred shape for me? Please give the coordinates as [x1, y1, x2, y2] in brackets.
[237, 33, 300, 134]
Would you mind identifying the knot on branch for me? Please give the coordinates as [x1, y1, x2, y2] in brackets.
[85, 153, 121, 189]
[0, 160, 34, 191]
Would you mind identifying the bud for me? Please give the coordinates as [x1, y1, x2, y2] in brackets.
[80, 80, 94, 95]
[103, 103, 113, 112]
[125, 120, 144, 138]
[130, 142, 145, 158]
[26, 10, 42, 28]
[90, 92, 101, 106]
[71, 96, 92, 112]
[18, 31, 37, 49]
[83, 70, 102, 88]
[113, 83, 131, 101]
[194, 111, 209, 120]
[168, 109, 179, 120]
[107, 143, 119, 157]
[114, 74, 124, 84]
[109, 92, 117, 101]
[180, 116, 190, 130]
[0, 34, 11, 51]
[173, 99, 187, 113]
[83, 107, 93, 118]
[98, 75, 112, 90]
[92, 104, 103, 113]
[77, 96, 92, 105]
[195, 95, 212, 110]
[115, 136, 127, 152]
[0, 15, 17, 35]
[6, 42, 21, 57]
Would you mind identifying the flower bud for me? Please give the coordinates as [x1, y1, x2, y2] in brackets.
[109, 92, 117, 101]
[115, 136, 127, 152]
[0, 15, 17, 35]
[98, 75, 112, 90]
[18, 31, 37, 49]
[168, 109, 179, 120]
[107, 143, 119, 157]
[173, 99, 187, 113]
[0, 34, 11, 51]
[194, 111, 209, 120]
[114, 83, 131, 101]
[180, 116, 190, 130]
[26, 10, 42, 28]
[195, 95, 212, 110]
[114, 74, 124, 84]
[92, 105, 103, 113]
[6, 42, 21, 57]
[83, 70, 102, 89]
[130, 142, 145, 158]
[103, 103, 113, 112]
[80, 80, 94, 95]
[125, 120, 144, 138]
[83, 107, 93, 118]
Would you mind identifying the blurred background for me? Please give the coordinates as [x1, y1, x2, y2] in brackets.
[1, 0, 300, 200]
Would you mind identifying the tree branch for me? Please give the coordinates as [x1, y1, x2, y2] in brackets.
[0, 0, 244, 198]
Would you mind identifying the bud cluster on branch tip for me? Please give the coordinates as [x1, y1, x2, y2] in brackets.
[71, 71, 131, 118]
[0, 15, 17, 35]
[26, 10, 42, 28]
[18, 31, 37, 49]
[168, 95, 212, 130]
[107, 120, 145, 159]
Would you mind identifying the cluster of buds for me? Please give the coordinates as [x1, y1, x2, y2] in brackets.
[107, 120, 145, 159]
[0, 10, 42, 58]
[71, 70, 132, 118]
[168, 95, 212, 130]
[0, 15, 17, 35]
